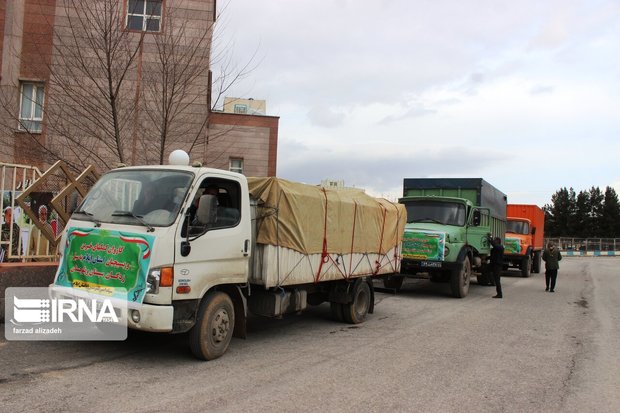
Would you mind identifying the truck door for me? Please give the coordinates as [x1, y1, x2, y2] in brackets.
[174, 174, 251, 298]
[468, 207, 492, 253]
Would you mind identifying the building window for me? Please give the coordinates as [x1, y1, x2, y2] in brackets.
[19, 82, 44, 133]
[127, 0, 162, 32]
[233, 104, 248, 114]
[229, 158, 243, 174]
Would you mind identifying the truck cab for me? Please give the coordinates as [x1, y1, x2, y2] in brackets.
[392, 178, 507, 298]
[51, 163, 252, 358]
[504, 204, 545, 277]
[398, 195, 494, 298]
[504, 217, 533, 275]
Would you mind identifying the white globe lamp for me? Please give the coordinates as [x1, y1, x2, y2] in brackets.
[169, 150, 190, 166]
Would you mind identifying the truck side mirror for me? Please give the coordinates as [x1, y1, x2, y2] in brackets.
[531, 227, 536, 235]
[472, 210, 481, 226]
[181, 240, 191, 256]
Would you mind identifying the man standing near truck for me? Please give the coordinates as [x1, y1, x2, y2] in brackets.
[489, 236, 504, 298]
[542, 241, 562, 292]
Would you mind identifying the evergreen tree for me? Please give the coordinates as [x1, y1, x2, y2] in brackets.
[545, 185, 620, 237]
[545, 187, 576, 236]
[567, 187, 577, 236]
[588, 186, 605, 237]
[574, 191, 590, 238]
[543, 204, 555, 235]
[601, 186, 620, 237]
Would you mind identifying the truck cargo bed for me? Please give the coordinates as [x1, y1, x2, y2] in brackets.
[247, 177, 406, 288]
[251, 243, 401, 288]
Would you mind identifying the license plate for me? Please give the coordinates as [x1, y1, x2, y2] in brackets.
[420, 261, 442, 268]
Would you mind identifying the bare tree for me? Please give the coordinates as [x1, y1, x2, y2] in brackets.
[0, 0, 258, 173]
[138, 4, 213, 165]
[0, 0, 147, 171]
[48, 0, 147, 169]
[139, 1, 259, 166]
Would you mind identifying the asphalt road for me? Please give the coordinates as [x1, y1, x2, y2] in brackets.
[1, 257, 619, 412]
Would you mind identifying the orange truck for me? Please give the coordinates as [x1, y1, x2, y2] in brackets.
[504, 204, 545, 277]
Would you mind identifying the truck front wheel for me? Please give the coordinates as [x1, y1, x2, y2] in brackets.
[190, 291, 235, 361]
[343, 281, 371, 324]
[521, 255, 531, 278]
[450, 256, 471, 298]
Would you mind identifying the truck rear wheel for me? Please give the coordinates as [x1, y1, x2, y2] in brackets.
[532, 251, 541, 273]
[521, 255, 531, 278]
[343, 281, 371, 324]
[190, 291, 234, 361]
[450, 256, 471, 298]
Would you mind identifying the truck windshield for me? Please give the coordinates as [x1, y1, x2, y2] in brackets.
[403, 200, 466, 226]
[506, 220, 529, 235]
[75, 169, 193, 227]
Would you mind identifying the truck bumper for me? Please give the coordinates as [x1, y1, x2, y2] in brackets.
[504, 253, 526, 266]
[127, 303, 174, 333]
[49, 285, 175, 333]
[401, 259, 460, 274]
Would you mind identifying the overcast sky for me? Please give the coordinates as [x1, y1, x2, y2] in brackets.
[212, 0, 620, 206]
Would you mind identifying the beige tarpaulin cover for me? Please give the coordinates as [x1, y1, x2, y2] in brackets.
[247, 177, 406, 256]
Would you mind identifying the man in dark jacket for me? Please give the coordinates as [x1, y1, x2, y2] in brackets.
[542, 241, 562, 292]
[489, 236, 504, 298]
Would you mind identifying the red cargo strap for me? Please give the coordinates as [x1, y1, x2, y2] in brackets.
[315, 188, 330, 283]
[348, 201, 359, 279]
[373, 204, 387, 275]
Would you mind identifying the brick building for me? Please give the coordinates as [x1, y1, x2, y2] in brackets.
[0, 0, 278, 177]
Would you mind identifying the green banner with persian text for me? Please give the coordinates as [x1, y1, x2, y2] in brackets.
[504, 237, 521, 254]
[402, 230, 445, 261]
[54, 228, 155, 305]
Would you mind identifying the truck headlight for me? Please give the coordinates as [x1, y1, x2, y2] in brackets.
[146, 269, 161, 294]
[444, 245, 450, 257]
[146, 266, 173, 295]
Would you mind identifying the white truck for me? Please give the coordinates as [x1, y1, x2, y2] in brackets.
[51, 152, 405, 360]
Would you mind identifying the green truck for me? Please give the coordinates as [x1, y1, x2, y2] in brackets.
[386, 178, 507, 298]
